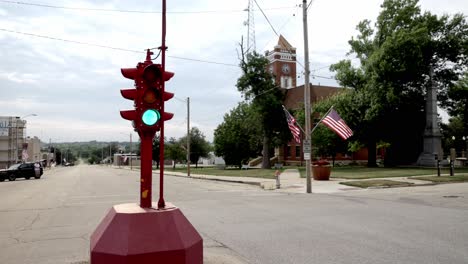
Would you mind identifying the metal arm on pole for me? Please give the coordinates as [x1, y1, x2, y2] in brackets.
[310, 106, 333, 135]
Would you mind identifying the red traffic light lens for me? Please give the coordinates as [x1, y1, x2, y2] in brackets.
[143, 89, 157, 104]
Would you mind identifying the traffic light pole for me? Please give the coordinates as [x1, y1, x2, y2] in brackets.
[140, 133, 153, 208]
[158, 0, 167, 209]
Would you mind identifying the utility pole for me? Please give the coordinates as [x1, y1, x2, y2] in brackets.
[302, 0, 312, 193]
[187, 97, 191, 176]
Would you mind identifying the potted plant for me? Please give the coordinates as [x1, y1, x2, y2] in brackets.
[312, 159, 331, 180]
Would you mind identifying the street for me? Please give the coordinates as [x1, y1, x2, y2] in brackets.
[0, 165, 467, 264]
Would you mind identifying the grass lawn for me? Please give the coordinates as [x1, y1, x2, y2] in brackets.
[163, 167, 279, 179]
[298, 166, 468, 179]
[411, 175, 468, 183]
[340, 180, 414, 188]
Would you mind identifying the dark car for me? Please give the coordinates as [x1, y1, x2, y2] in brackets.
[0, 162, 43, 181]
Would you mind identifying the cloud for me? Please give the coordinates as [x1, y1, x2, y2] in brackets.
[0, 0, 464, 143]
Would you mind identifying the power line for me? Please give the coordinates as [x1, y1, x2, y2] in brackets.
[0, 0, 295, 14]
[311, 74, 336, 80]
[169, 56, 237, 67]
[260, 6, 299, 52]
[0, 28, 238, 67]
[253, 0, 279, 37]
[0, 28, 143, 53]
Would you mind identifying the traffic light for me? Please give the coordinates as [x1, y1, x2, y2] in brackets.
[138, 63, 174, 132]
[119, 53, 175, 135]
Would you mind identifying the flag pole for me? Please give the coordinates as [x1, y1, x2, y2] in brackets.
[310, 106, 334, 135]
[282, 105, 306, 134]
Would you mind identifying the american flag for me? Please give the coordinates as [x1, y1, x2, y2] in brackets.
[282, 106, 301, 143]
[322, 109, 353, 140]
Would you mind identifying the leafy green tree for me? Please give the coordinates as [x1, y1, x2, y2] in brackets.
[441, 72, 468, 136]
[441, 116, 466, 153]
[236, 51, 290, 168]
[330, 0, 467, 166]
[166, 137, 186, 169]
[180, 127, 210, 168]
[214, 102, 262, 168]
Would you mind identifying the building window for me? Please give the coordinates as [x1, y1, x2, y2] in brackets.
[295, 146, 301, 158]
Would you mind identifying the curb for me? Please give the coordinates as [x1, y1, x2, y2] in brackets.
[163, 172, 262, 186]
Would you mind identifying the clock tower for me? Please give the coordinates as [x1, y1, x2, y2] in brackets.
[266, 35, 296, 89]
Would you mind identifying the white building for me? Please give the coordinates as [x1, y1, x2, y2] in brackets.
[0, 116, 26, 168]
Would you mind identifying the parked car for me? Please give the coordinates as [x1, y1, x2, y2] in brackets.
[0, 162, 43, 181]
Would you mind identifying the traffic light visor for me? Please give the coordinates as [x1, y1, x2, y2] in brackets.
[142, 109, 160, 126]
[121, 68, 138, 80]
[143, 64, 162, 83]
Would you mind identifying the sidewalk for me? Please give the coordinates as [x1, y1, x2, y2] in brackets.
[161, 169, 346, 194]
[162, 169, 453, 194]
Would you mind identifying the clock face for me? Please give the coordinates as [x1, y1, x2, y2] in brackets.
[282, 64, 290, 74]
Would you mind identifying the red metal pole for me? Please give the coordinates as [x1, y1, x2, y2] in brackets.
[158, 0, 167, 209]
[140, 134, 153, 208]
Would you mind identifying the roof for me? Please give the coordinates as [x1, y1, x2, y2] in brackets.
[277, 35, 293, 50]
[283, 84, 343, 109]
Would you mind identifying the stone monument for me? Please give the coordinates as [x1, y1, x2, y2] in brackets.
[417, 68, 443, 166]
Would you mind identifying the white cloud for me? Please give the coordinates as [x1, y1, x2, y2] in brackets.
[0, 72, 39, 84]
[0, 0, 465, 143]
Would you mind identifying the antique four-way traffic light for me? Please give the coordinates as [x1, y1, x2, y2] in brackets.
[119, 49, 174, 209]
[120, 50, 174, 135]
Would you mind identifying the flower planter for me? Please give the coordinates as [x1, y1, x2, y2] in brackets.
[312, 165, 331, 181]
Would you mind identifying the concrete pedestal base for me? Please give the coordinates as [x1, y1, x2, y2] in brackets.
[417, 153, 439, 167]
[90, 203, 203, 264]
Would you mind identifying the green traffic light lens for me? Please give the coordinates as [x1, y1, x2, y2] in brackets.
[142, 109, 160, 126]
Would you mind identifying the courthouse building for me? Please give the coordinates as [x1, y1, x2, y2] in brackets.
[266, 36, 345, 165]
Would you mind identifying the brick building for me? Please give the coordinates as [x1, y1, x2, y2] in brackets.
[266, 36, 364, 165]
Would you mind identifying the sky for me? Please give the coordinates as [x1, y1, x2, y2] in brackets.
[0, 0, 466, 143]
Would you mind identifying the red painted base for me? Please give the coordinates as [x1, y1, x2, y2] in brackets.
[90, 203, 203, 264]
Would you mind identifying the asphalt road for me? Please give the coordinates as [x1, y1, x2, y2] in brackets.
[0, 164, 467, 264]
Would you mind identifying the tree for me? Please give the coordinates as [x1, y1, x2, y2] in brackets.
[330, 0, 467, 166]
[236, 50, 290, 169]
[166, 137, 186, 169]
[214, 102, 262, 168]
[180, 127, 210, 168]
[441, 72, 468, 136]
[441, 116, 466, 153]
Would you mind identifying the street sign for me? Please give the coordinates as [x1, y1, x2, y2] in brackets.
[304, 153, 311, 160]
[303, 139, 311, 153]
